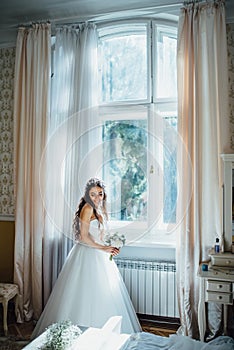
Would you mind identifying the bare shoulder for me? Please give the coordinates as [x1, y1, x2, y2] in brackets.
[80, 203, 93, 220]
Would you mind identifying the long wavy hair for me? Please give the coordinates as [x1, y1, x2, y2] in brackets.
[73, 178, 108, 240]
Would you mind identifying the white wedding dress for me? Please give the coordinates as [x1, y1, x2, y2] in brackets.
[31, 220, 142, 338]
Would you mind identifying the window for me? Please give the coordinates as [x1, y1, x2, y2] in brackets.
[97, 20, 178, 245]
[98, 22, 149, 103]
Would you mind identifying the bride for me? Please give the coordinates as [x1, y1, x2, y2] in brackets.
[31, 177, 142, 338]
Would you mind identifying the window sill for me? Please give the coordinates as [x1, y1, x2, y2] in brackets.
[127, 241, 176, 249]
[118, 243, 176, 261]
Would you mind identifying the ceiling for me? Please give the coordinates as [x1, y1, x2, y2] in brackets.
[0, 0, 234, 47]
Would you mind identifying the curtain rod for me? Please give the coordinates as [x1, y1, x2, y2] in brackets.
[18, 2, 182, 29]
[183, 0, 224, 4]
[21, 0, 223, 29]
[51, 2, 183, 26]
[51, 0, 223, 27]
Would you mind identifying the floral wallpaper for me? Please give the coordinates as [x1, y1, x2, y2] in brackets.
[1, 25, 234, 217]
[227, 23, 234, 150]
[0, 47, 15, 218]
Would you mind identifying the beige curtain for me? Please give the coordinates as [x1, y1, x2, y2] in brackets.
[176, 0, 230, 338]
[13, 23, 51, 322]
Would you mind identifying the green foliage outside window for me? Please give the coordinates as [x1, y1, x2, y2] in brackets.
[103, 120, 147, 221]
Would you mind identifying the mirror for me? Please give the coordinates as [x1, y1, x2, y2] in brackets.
[221, 154, 234, 252]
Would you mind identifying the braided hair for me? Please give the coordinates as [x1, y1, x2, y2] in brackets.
[73, 178, 108, 241]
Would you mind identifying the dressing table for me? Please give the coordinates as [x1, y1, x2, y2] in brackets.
[198, 254, 234, 341]
[198, 154, 234, 341]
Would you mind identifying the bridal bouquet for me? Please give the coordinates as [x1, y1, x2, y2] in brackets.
[104, 232, 126, 260]
[39, 320, 82, 350]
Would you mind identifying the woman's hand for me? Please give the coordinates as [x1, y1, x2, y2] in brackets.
[103, 246, 120, 257]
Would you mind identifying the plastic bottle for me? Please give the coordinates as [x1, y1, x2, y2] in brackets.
[214, 238, 220, 253]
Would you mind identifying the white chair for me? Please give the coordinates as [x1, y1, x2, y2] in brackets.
[0, 283, 19, 335]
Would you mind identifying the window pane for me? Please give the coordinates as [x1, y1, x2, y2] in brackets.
[154, 104, 177, 226]
[102, 119, 147, 221]
[163, 115, 177, 223]
[98, 24, 148, 103]
[155, 26, 177, 99]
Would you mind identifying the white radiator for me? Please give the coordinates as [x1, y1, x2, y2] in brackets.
[115, 258, 179, 318]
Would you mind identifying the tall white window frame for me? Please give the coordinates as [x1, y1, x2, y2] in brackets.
[98, 19, 178, 246]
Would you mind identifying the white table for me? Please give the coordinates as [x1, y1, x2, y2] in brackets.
[198, 260, 234, 341]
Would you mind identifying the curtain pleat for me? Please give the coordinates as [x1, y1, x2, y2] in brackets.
[14, 23, 51, 321]
[176, 0, 230, 338]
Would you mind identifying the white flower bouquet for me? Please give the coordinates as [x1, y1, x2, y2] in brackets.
[39, 320, 82, 350]
[104, 232, 126, 260]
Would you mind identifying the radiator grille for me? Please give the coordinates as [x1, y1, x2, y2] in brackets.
[115, 258, 179, 318]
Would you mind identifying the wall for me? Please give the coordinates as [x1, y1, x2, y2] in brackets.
[0, 47, 15, 282]
[227, 23, 234, 148]
[1, 24, 234, 281]
[0, 220, 14, 282]
[0, 47, 15, 216]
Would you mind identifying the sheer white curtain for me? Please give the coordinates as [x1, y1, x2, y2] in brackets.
[14, 23, 51, 321]
[41, 23, 101, 304]
[176, 0, 230, 338]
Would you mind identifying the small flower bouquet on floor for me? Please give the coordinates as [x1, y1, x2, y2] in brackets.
[39, 320, 82, 350]
[104, 232, 126, 260]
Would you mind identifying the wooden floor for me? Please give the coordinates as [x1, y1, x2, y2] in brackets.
[139, 314, 180, 337]
[0, 303, 180, 341]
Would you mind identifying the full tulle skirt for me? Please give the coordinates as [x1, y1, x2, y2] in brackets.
[31, 243, 142, 338]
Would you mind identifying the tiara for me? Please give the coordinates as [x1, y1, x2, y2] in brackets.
[85, 177, 105, 190]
